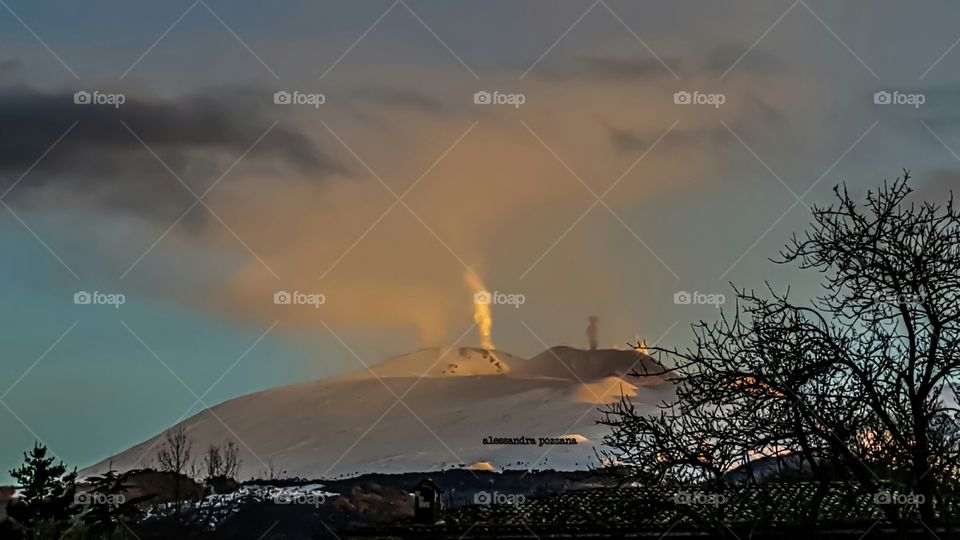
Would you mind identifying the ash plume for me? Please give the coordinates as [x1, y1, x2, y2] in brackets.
[586, 316, 599, 351]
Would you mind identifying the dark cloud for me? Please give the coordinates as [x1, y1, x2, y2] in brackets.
[534, 43, 781, 83]
[0, 59, 22, 74]
[535, 55, 679, 82]
[912, 169, 960, 205]
[0, 86, 344, 223]
[609, 125, 648, 154]
[608, 124, 725, 155]
[607, 94, 784, 155]
[700, 43, 782, 76]
[913, 85, 960, 131]
[349, 86, 446, 115]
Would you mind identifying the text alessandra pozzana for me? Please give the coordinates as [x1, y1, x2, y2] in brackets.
[483, 436, 579, 446]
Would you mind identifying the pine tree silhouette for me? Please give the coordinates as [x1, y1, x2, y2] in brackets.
[7, 442, 78, 532]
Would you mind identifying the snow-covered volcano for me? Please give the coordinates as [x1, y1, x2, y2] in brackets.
[83, 346, 671, 480]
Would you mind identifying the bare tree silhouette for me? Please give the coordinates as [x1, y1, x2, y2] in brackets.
[201, 441, 242, 480]
[156, 425, 194, 519]
[602, 171, 960, 524]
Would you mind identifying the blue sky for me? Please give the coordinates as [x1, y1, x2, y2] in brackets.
[4, 0, 960, 481]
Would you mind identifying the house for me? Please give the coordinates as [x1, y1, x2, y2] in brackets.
[413, 478, 442, 525]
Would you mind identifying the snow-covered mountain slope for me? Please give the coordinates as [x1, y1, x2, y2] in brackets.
[343, 347, 525, 379]
[82, 347, 671, 480]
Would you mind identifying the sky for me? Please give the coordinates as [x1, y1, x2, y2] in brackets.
[3, 0, 960, 481]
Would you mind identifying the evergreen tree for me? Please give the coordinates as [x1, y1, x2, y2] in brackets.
[77, 469, 148, 534]
[7, 442, 78, 533]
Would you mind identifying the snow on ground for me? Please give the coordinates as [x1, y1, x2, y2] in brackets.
[82, 347, 672, 480]
[143, 484, 338, 529]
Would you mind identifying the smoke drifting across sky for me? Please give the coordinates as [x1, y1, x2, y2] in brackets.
[5, 0, 960, 478]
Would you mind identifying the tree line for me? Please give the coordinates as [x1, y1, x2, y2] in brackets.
[2, 426, 243, 539]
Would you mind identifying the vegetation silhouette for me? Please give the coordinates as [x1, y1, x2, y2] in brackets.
[602, 171, 960, 533]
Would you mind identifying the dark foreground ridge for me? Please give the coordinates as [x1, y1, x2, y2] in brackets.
[350, 483, 960, 539]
